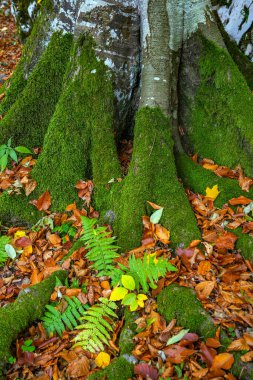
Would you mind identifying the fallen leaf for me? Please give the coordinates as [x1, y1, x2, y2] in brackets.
[227, 338, 250, 352]
[215, 232, 238, 250]
[229, 196, 252, 206]
[205, 185, 220, 200]
[240, 350, 253, 362]
[197, 261, 211, 275]
[67, 356, 89, 377]
[195, 281, 215, 299]
[134, 363, 158, 380]
[95, 352, 110, 368]
[211, 353, 234, 370]
[36, 191, 51, 211]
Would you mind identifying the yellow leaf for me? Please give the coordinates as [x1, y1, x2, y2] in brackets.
[14, 230, 26, 239]
[205, 185, 220, 200]
[137, 294, 148, 308]
[95, 352, 110, 368]
[121, 275, 135, 290]
[109, 287, 128, 301]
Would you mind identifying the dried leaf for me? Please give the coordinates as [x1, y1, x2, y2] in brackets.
[211, 353, 234, 370]
[134, 363, 159, 380]
[67, 356, 89, 377]
[36, 191, 51, 211]
[195, 281, 215, 299]
[229, 196, 252, 206]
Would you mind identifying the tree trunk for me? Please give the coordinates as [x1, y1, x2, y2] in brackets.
[0, 0, 252, 256]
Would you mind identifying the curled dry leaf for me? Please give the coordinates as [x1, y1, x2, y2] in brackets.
[240, 350, 253, 362]
[67, 356, 90, 378]
[229, 196, 252, 206]
[227, 338, 250, 352]
[195, 281, 216, 299]
[215, 232, 238, 251]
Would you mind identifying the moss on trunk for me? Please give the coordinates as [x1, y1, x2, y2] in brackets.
[181, 36, 253, 177]
[0, 270, 67, 379]
[32, 35, 121, 212]
[0, 32, 73, 148]
[114, 107, 200, 251]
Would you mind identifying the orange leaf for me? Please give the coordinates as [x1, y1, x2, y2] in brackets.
[240, 350, 253, 362]
[215, 232, 238, 250]
[48, 234, 62, 246]
[147, 201, 162, 210]
[244, 333, 253, 347]
[211, 353, 234, 370]
[227, 338, 250, 352]
[229, 196, 252, 205]
[195, 281, 215, 299]
[30, 268, 44, 285]
[155, 224, 170, 244]
[66, 203, 77, 211]
[67, 356, 89, 377]
[202, 163, 219, 171]
[36, 191, 51, 211]
[206, 338, 221, 348]
[197, 261, 211, 275]
[65, 288, 81, 297]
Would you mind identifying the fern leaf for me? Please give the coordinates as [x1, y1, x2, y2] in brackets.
[73, 297, 118, 352]
[80, 216, 119, 277]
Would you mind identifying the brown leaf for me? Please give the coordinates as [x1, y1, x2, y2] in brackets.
[229, 196, 252, 206]
[211, 353, 234, 370]
[67, 356, 90, 378]
[227, 338, 250, 352]
[24, 179, 37, 196]
[215, 232, 238, 251]
[147, 201, 163, 210]
[15, 236, 32, 247]
[36, 191, 51, 211]
[134, 363, 158, 380]
[197, 261, 212, 275]
[240, 350, 253, 362]
[155, 224, 170, 244]
[195, 281, 215, 299]
[48, 234, 62, 246]
[206, 338, 221, 348]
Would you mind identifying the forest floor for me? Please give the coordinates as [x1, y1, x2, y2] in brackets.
[0, 3, 253, 380]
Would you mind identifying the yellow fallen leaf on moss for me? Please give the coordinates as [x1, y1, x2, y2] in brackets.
[14, 230, 26, 239]
[95, 352, 110, 368]
[205, 185, 220, 200]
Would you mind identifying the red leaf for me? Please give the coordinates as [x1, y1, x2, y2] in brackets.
[215, 232, 238, 250]
[229, 196, 252, 205]
[36, 191, 51, 211]
[134, 363, 159, 380]
[15, 236, 32, 247]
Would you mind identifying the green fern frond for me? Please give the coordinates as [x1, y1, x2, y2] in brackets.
[41, 296, 89, 336]
[80, 216, 119, 277]
[0, 235, 11, 267]
[73, 297, 118, 353]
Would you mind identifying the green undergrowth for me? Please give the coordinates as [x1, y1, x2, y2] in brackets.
[0, 270, 67, 379]
[0, 32, 73, 148]
[32, 35, 121, 212]
[114, 107, 200, 251]
[187, 36, 253, 176]
[0, 0, 57, 115]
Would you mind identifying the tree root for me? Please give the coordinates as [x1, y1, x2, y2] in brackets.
[0, 270, 67, 379]
[157, 284, 253, 379]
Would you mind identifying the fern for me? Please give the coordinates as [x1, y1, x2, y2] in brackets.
[80, 216, 119, 277]
[0, 235, 11, 267]
[41, 296, 89, 336]
[73, 297, 118, 353]
[111, 253, 177, 293]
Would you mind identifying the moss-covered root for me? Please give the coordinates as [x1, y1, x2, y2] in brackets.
[176, 155, 253, 260]
[158, 284, 253, 379]
[157, 284, 216, 339]
[0, 32, 73, 148]
[114, 107, 200, 252]
[31, 36, 121, 212]
[0, 0, 57, 115]
[0, 192, 40, 226]
[181, 36, 253, 176]
[88, 309, 137, 380]
[0, 270, 67, 379]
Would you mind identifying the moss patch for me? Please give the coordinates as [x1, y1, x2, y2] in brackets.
[31, 35, 121, 212]
[187, 36, 253, 176]
[88, 356, 133, 380]
[0, 32, 73, 148]
[0, 0, 57, 115]
[157, 284, 216, 339]
[114, 107, 200, 252]
[0, 270, 67, 378]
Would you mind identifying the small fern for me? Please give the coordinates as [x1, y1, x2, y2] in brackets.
[41, 296, 89, 336]
[73, 297, 118, 353]
[0, 235, 11, 267]
[80, 216, 119, 277]
[111, 253, 177, 293]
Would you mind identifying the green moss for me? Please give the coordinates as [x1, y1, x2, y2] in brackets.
[157, 284, 216, 339]
[88, 356, 133, 380]
[119, 309, 137, 355]
[114, 107, 200, 252]
[0, 0, 57, 115]
[0, 192, 40, 226]
[0, 32, 73, 148]
[31, 35, 120, 212]
[187, 37, 253, 176]
[227, 228, 253, 261]
[0, 270, 67, 377]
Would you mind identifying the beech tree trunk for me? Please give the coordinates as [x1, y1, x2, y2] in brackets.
[0, 0, 253, 257]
